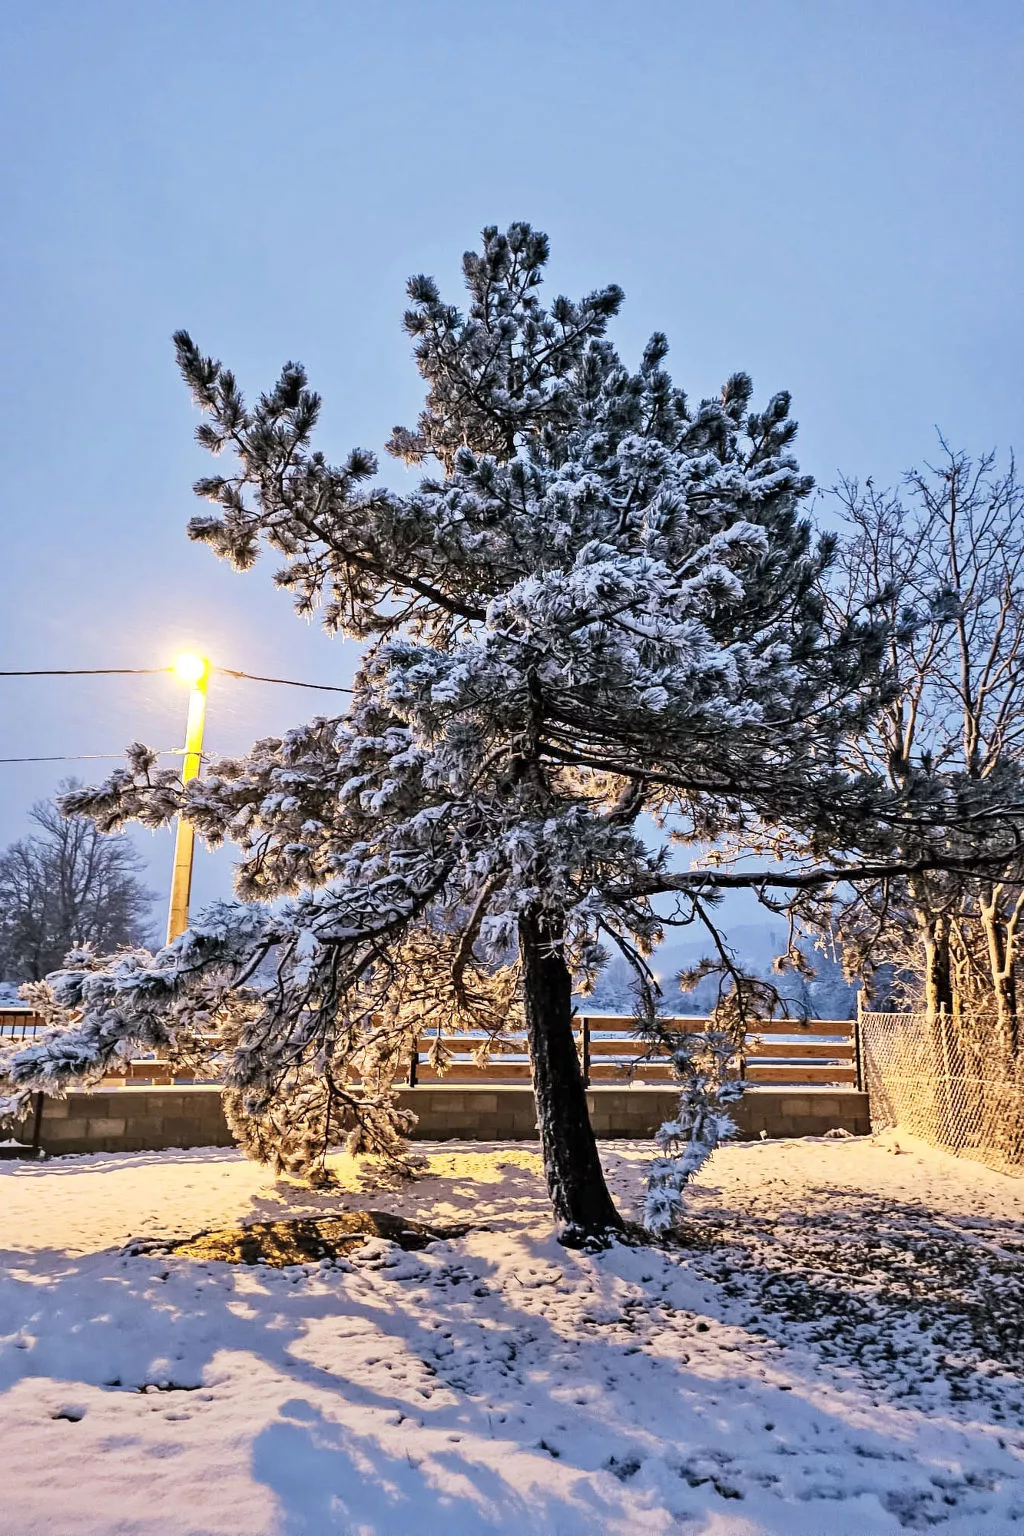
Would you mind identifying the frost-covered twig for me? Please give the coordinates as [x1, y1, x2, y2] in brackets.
[644, 1028, 744, 1234]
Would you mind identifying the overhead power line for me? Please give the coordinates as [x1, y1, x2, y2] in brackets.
[0, 664, 354, 769]
[0, 668, 168, 678]
[0, 666, 354, 693]
[0, 750, 187, 765]
[218, 668, 354, 694]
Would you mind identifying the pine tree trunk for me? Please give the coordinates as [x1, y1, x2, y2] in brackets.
[519, 910, 624, 1242]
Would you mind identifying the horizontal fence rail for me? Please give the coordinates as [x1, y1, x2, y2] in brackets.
[1, 1009, 860, 1091]
[0, 1009, 43, 1041]
[412, 1015, 859, 1089]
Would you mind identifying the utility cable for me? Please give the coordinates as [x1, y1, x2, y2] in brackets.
[0, 666, 353, 693]
[0, 750, 188, 764]
[0, 668, 169, 678]
[0, 665, 353, 766]
[218, 668, 354, 694]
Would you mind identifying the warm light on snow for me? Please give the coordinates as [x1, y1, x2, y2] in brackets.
[1, 1135, 1022, 1533]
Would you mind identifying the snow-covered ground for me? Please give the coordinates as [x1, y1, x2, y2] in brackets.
[1, 1134, 1022, 1535]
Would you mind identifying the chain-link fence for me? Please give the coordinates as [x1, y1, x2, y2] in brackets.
[860, 1008, 1024, 1174]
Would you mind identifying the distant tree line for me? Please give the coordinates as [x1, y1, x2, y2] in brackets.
[0, 782, 153, 986]
[829, 447, 1024, 1053]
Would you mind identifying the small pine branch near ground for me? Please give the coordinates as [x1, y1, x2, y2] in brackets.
[3, 225, 1023, 1240]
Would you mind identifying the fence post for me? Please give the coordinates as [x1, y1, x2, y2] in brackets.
[30, 1092, 44, 1155]
[580, 1016, 591, 1088]
[408, 1041, 418, 1088]
[936, 1001, 956, 1147]
[854, 991, 864, 1093]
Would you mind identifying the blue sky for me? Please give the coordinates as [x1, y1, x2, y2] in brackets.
[1, 0, 1021, 923]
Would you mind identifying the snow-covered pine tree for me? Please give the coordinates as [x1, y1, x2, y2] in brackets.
[0, 225, 886, 1239]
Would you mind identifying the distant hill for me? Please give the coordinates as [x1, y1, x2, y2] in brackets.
[578, 922, 856, 1020]
[652, 922, 791, 989]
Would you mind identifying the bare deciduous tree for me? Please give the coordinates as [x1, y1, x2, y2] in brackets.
[0, 783, 155, 983]
[827, 442, 1024, 1054]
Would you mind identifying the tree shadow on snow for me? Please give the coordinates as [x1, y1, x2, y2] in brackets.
[3, 1217, 1024, 1533]
[0, 1146, 245, 1179]
[674, 1181, 1024, 1383]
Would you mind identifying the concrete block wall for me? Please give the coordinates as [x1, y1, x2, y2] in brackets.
[21, 1087, 235, 1156]
[733, 1089, 870, 1139]
[17, 1084, 869, 1156]
[399, 1086, 870, 1141]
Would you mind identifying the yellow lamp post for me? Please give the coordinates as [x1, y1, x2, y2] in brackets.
[166, 652, 210, 944]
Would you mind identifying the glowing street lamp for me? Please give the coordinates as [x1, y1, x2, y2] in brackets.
[166, 652, 210, 944]
[171, 652, 208, 688]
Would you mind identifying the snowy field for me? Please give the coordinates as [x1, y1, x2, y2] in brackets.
[1, 1134, 1023, 1535]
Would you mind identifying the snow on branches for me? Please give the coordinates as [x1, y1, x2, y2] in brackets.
[1, 225, 888, 1229]
[644, 1026, 744, 1234]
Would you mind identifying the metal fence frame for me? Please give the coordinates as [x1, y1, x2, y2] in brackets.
[859, 1000, 1024, 1174]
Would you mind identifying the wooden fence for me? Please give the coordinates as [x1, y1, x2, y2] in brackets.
[411, 1015, 859, 1089]
[0, 1009, 40, 1041]
[1, 1008, 860, 1090]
